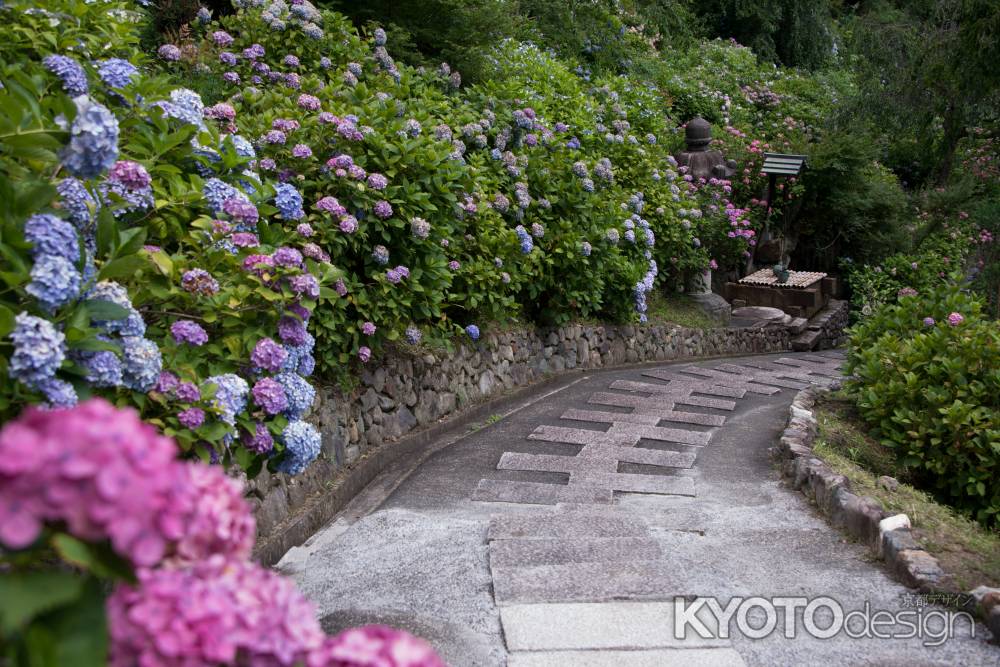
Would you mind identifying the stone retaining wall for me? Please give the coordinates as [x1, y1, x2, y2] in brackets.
[250, 307, 846, 564]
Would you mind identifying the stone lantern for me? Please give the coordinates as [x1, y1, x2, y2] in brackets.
[674, 117, 737, 180]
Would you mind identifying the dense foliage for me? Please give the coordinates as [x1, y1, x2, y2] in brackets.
[846, 283, 999, 526]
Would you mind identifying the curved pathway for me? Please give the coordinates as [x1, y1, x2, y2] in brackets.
[279, 351, 997, 666]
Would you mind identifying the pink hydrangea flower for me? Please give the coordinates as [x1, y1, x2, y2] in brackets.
[307, 625, 446, 667]
[358, 346, 371, 363]
[947, 312, 964, 326]
[107, 555, 325, 667]
[0, 400, 254, 565]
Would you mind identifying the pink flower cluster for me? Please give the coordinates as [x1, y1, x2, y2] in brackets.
[307, 625, 446, 667]
[107, 555, 326, 667]
[0, 399, 254, 566]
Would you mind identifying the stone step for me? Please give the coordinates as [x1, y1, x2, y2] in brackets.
[487, 512, 649, 541]
[489, 536, 662, 568]
[508, 648, 747, 667]
[473, 479, 613, 505]
[791, 329, 822, 351]
[491, 560, 685, 604]
[499, 601, 730, 649]
[787, 317, 809, 334]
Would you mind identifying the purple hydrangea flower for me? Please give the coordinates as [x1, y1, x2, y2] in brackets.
[372, 245, 389, 265]
[278, 316, 308, 346]
[405, 327, 421, 344]
[373, 200, 393, 219]
[158, 44, 181, 62]
[212, 30, 234, 47]
[178, 407, 205, 429]
[297, 94, 320, 110]
[273, 247, 303, 267]
[251, 338, 288, 373]
[358, 346, 372, 363]
[292, 143, 313, 159]
[296, 223, 314, 237]
[171, 320, 208, 346]
[465, 324, 480, 340]
[947, 312, 964, 326]
[252, 377, 288, 415]
[367, 173, 388, 190]
[448, 260, 460, 271]
[243, 423, 274, 454]
[289, 274, 319, 299]
[176, 382, 200, 403]
[339, 216, 358, 233]
[155, 371, 179, 394]
[361, 321, 376, 336]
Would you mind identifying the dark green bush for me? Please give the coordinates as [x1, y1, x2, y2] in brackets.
[846, 283, 1000, 526]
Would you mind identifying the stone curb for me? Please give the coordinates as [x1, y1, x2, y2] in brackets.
[774, 385, 1000, 642]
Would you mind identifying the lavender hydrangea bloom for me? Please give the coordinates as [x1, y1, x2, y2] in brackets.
[276, 420, 321, 475]
[251, 338, 288, 373]
[405, 326, 422, 344]
[8, 312, 66, 388]
[373, 28, 388, 46]
[96, 59, 138, 89]
[121, 336, 162, 392]
[274, 372, 315, 421]
[27, 254, 81, 311]
[367, 173, 388, 190]
[372, 245, 390, 265]
[289, 274, 319, 299]
[465, 324, 480, 340]
[252, 377, 288, 415]
[274, 183, 304, 220]
[176, 381, 200, 403]
[155, 371, 179, 394]
[24, 214, 79, 261]
[160, 88, 205, 128]
[62, 97, 119, 178]
[157, 44, 181, 61]
[278, 316, 308, 346]
[43, 55, 89, 96]
[243, 423, 274, 454]
[171, 320, 208, 346]
[178, 407, 205, 429]
[373, 200, 393, 219]
[205, 373, 249, 424]
[410, 217, 430, 239]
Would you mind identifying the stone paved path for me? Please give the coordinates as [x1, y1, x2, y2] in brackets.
[279, 352, 998, 666]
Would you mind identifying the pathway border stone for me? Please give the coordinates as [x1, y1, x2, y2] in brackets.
[773, 383, 1000, 643]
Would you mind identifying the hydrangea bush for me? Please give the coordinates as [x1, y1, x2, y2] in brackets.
[1, 0, 331, 477]
[845, 282, 1000, 526]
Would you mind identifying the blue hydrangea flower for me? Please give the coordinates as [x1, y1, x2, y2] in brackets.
[43, 55, 89, 96]
[96, 58, 138, 89]
[202, 178, 242, 213]
[205, 373, 249, 424]
[62, 97, 119, 179]
[87, 281, 145, 336]
[275, 371, 315, 419]
[121, 336, 162, 392]
[27, 254, 82, 311]
[276, 420, 321, 475]
[71, 348, 123, 387]
[229, 135, 256, 158]
[465, 324, 480, 340]
[39, 377, 78, 408]
[274, 183, 304, 220]
[8, 312, 66, 387]
[405, 326, 422, 344]
[57, 179, 98, 229]
[515, 225, 534, 254]
[24, 214, 79, 261]
[581, 241, 592, 256]
[160, 88, 206, 128]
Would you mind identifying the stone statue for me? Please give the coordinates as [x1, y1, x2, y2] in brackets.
[674, 117, 737, 180]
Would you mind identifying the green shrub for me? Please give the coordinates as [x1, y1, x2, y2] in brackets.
[846, 283, 1000, 526]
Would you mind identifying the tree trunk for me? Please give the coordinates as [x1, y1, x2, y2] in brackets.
[934, 104, 967, 186]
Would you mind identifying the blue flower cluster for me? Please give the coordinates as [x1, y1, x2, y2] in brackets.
[8, 312, 66, 388]
[96, 58, 138, 90]
[121, 336, 162, 392]
[43, 55, 89, 96]
[275, 372, 315, 419]
[62, 97, 119, 179]
[276, 419, 321, 475]
[206, 373, 250, 424]
[274, 182, 304, 220]
[515, 225, 534, 254]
